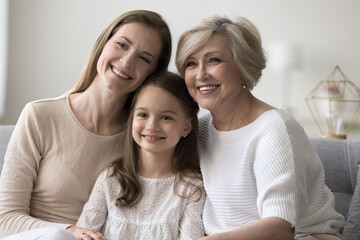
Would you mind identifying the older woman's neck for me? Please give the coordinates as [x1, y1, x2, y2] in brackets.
[211, 92, 274, 131]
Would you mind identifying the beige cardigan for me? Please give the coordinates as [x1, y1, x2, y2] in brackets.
[0, 95, 124, 237]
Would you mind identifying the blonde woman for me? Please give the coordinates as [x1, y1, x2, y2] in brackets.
[176, 15, 344, 240]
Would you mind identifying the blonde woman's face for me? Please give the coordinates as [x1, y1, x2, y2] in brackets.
[97, 22, 162, 94]
[183, 33, 244, 113]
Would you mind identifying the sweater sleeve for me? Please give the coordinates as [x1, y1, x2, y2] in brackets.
[76, 170, 108, 232]
[0, 103, 70, 237]
[253, 117, 299, 226]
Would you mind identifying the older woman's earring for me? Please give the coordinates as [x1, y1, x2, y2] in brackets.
[242, 83, 247, 89]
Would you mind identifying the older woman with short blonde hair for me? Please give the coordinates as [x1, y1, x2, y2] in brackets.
[176, 15, 344, 240]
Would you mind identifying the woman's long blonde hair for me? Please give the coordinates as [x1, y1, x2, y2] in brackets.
[70, 10, 172, 94]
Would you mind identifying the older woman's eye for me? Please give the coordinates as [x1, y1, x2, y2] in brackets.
[209, 57, 221, 63]
[185, 61, 196, 68]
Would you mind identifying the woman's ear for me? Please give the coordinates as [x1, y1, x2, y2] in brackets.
[182, 118, 192, 138]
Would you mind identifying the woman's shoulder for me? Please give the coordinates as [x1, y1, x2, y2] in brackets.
[198, 112, 213, 133]
[28, 95, 67, 110]
[255, 109, 302, 131]
[22, 95, 67, 118]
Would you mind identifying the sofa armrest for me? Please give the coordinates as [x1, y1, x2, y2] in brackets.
[310, 138, 360, 220]
[0, 125, 15, 172]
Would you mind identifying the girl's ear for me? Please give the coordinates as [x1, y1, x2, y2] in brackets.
[182, 118, 192, 138]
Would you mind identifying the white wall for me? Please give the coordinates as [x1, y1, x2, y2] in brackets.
[0, 0, 8, 118]
[1, 0, 360, 137]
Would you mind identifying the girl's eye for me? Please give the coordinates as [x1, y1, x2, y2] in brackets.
[137, 113, 148, 118]
[139, 56, 151, 64]
[209, 57, 221, 63]
[161, 115, 173, 121]
[185, 61, 196, 68]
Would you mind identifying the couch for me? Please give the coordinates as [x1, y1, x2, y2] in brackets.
[0, 125, 359, 238]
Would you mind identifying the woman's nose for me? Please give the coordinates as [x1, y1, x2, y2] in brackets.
[195, 63, 208, 82]
[120, 52, 135, 69]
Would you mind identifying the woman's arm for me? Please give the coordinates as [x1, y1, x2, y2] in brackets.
[200, 113, 299, 240]
[0, 103, 71, 237]
[199, 217, 294, 240]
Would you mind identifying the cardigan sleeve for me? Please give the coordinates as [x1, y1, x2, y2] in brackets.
[0, 103, 70, 237]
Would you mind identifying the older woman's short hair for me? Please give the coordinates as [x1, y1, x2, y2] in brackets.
[176, 16, 266, 90]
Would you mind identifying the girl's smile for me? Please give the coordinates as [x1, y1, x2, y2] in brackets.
[132, 85, 192, 156]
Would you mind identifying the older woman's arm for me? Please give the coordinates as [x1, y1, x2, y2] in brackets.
[200, 217, 294, 240]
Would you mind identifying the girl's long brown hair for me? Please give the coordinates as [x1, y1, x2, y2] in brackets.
[110, 71, 202, 207]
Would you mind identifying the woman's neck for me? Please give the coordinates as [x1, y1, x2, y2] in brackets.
[211, 93, 274, 131]
[69, 78, 129, 136]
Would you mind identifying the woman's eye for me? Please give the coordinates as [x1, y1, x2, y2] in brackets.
[185, 61, 196, 68]
[209, 57, 221, 63]
[117, 42, 126, 49]
[139, 56, 151, 64]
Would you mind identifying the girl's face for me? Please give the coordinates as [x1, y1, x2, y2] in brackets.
[97, 22, 162, 94]
[184, 33, 244, 113]
[132, 85, 192, 157]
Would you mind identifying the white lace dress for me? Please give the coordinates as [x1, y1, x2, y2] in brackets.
[76, 169, 205, 240]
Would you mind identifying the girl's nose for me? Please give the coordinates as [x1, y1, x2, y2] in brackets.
[146, 117, 159, 131]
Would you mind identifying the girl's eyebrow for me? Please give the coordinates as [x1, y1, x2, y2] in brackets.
[134, 107, 146, 111]
[134, 107, 178, 115]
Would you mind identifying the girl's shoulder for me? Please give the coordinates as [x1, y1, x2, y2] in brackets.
[175, 171, 204, 199]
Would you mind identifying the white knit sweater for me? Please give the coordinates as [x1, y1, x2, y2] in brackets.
[198, 110, 344, 238]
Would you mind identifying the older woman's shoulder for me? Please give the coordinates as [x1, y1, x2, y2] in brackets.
[257, 109, 307, 139]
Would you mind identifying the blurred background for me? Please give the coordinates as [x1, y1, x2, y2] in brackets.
[0, 0, 359, 138]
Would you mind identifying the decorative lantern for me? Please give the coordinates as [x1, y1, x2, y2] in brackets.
[305, 65, 360, 139]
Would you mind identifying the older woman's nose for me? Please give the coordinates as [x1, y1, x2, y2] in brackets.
[195, 63, 208, 82]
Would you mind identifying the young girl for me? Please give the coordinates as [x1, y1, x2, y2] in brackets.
[76, 72, 205, 240]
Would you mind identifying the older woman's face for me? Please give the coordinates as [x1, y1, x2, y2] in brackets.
[97, 22, 162, 94]
[184, 33, 244, 113]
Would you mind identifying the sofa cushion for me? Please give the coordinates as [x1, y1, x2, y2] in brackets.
[343, 140, 360, 240]
[310, 138, 355, 219]
[342, 165, 360, 239]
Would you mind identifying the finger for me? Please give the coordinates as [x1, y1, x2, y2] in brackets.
[85, 231, 107, 240]
[81, 233, 93, 240]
